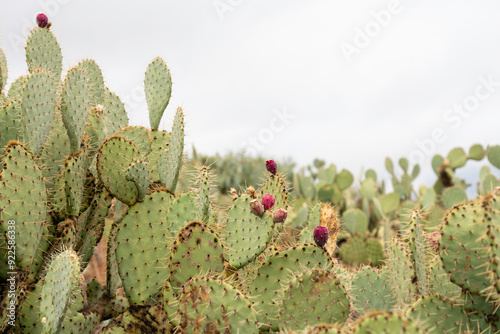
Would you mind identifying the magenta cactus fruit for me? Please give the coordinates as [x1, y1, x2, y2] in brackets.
[266, 159, 277, 174]
[36, 13, 49, 28]
[249, 199, 264, 217]
[313, 225, 329, 248]
[273, 208, 288, 223]
[261, 194, 275, 211]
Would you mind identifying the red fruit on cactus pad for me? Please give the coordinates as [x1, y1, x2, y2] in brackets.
[273, 208, 288, 223]
[36, 13, 49, 28]
[313, 225, 328, 248]
[249, 199, 264, 217]
[266, 159, 277, 174]
[261, 194, 275, 211]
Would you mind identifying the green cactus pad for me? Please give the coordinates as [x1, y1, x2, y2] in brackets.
[158, 107, 184, 192]
[59, 288, 100, 334]
[442, 186, 467, 209]
[407, 294, 493, 334]
[40, 249, 81, 334]
[352, 311, 420, 334]
[386, 238, 416, 311]
[39, 114, 71, 193]
[115, 190, 174, 305]
[480, 174, 500, 195]
[469, 144, 486, 161]
[447, 147, 468, 169]
[17, 278, 44, 333]
[277, 269, 350, 330]
[76, 187, 112, 264]
[487, 145, 500, 169]
[101, 88, 129, 134]
[114, 125, 152, 157]
[165, 192, 201, 235]
[168, 222, 225, 293]
[144, 57, 172, 131]
[351, 266, 394, 315]
[339, 235, 368, 266]
[365, 238, 385, 266]
[64, 152, 87, 216]
[97, 135, 141, 205]
[147, 130, 170, 182]
[0, 142, 47, 271]
[439, 197, 500, 303]
[169, 277, 257, 333]
[126, 158, 149, 202]
[224, 194, 275, 269]
[0, 100, 23, 150]
[21, 69, 58, 154]
[61, 66, 92, 153]
[260, 172, 289, 210]
[198, 166, 211, 221]
[85, 105, 108, 154]
[335, 169, 354, 190]
[421, 187, 436, 210]
[249, 244, 332, 330]
[25, 28, 62, 78]
[342, 208, 368, 236]
[405, 210, 429, 295]
[299, 176, 316, 199]
[427, 256, 462, 300]
[77, 59, 105, 106]
[8, 75, 28, 101]
[379, 192, 400, 215]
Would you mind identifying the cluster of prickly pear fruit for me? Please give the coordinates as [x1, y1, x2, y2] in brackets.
[0, 13, 500, 334]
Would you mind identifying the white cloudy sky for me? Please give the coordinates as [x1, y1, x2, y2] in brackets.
[1, 0, 500, 190]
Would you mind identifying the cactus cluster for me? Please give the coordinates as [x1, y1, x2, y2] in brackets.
[0, 14, 499, 334]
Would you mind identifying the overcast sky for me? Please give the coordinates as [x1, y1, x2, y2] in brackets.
[1, 0, 500, 191]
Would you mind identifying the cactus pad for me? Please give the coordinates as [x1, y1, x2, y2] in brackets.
[158, 107, 184, 192]
[21, 69, 58, 154]
[170, 277, 257, 333]
[61, 66, 92, 153]
[97, 135, 141, 205]
[144, 57, 172, 131]
[277, 269, 350, 330]
[40, 249, 81, 334]
[25, 28, 62, 78]
[168, 222, 225, 293]
[224, 194, 275, 269]
[115, 190, 174, 305]
[0, 142, 47, 271]
[249, 244, 332, 330]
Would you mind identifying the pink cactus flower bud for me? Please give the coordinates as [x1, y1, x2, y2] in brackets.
[428, 231, 441, 252]
[261, 194, 275, 211]
[249, 199, 264, 217]
[36, 13, 49, 28]
[313, 225, 329, 248]
[273, 208, 288, 223]
[266, 159, 277, 174]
